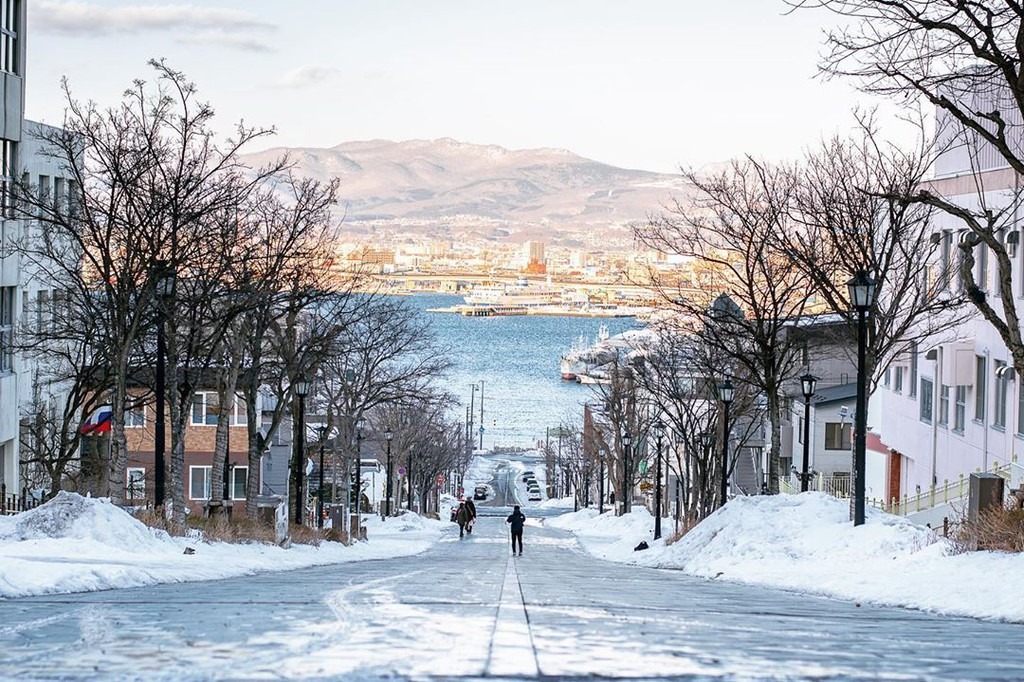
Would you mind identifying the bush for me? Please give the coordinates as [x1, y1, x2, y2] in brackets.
[956, 505, 1024, 552]
[133, 508, 338, 546]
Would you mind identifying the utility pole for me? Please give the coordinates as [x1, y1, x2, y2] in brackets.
[479, 380, 485, 450]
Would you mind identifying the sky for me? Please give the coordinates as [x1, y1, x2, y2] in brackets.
[24, 0, 897, 174]
[3, 472, 1024, 624]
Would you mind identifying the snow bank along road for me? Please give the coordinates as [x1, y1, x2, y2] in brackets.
[2, 516, 1023, 681]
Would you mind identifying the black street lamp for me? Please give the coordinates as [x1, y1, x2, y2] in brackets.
[152, 259, 175, 509]
[293, 374, 310, 526]
[800, 374, 817, 493]
[717, 378, 735, 509]
[354, 423, 364, 533]
[653, 420, 665, 540]
[622, 432, 632, 514]
[847, 270, 876, 526]
[317, 425, 328, 529]
[383, 429, 394, 520]
[598, 451, 605, 515]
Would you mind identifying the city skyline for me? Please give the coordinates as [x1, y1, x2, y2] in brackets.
[27, 0, 908, 175]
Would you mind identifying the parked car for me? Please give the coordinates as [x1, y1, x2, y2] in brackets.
[528, 491, 542, 501]
[473, 485, 488, 500]
[521, 471, 535, 482]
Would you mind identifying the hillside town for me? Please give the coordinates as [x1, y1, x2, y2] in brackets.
[4, 2, 1024, 680]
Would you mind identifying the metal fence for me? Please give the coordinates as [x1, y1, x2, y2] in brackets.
[778, 456, 1024, 517]
[1, 484, 43, 515]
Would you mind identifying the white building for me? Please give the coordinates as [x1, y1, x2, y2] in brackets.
[0, 0, 27, 502]
[523, 240, 545, 267]
[876, 87, 1024, 512]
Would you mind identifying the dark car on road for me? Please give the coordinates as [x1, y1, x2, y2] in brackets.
[474, 485, 488, 500]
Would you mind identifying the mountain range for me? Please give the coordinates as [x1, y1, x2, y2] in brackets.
[239, 138, 692, 245]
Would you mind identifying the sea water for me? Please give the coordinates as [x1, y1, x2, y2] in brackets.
[401, 293, 637, 449]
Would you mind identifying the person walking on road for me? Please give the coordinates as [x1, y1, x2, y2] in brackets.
[465, 498, 477, 534]
[506, 505, 526, 555]
[456, 501, 471, 538]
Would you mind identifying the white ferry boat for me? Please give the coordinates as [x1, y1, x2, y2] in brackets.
[463, 277, 561, 309]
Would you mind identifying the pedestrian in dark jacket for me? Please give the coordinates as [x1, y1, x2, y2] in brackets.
[506, 505, 526, 555]
[465, 498, 477, 534]
[456, 502, 470, 538]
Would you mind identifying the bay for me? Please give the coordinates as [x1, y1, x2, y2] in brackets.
[401, 293, 638, 449]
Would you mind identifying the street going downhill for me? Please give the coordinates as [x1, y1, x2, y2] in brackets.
[3, 508, 1024, 681]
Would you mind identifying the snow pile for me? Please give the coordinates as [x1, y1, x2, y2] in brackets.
[537, 496, 575, 510]
[0, 492, 445, 599]
[549, 492, 1024, 622]
[0, 491, 168, 550]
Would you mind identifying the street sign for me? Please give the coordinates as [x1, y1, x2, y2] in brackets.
[398, 466, 406, 476]
[639, 460, 649, 474]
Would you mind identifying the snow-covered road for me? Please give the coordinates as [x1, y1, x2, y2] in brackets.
[3, 513, 1023, 681]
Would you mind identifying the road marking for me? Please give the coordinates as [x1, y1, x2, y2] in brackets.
[485, 556, 539, 678]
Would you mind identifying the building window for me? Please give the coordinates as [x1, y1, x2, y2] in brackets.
[125, 403, 145, 428]
[920, 377, 933, 423]
[955, 386, 967, 432]
[189, 466, 211, 500]
[231, 466, 248, 500]
[939, 384, 950, 426]
[884, 367, 891, 388]
[231, 395, 247, 426]
[191, 392, 220, 425]
[995, 361, 1009, 428]
[975, 356, 987, 422]
[797, 415, 803, 444]
[941, 231, 953, 290]
[0, 0, 18, 75]
[0, 139, 13, 218]
[0, 286, 13, 373]
[824, 422, 852, 450]
[910, 344, 918, 398]
[894, 366, 904, 394]
[978, 244, 989, 292]
[126, 467, 146, 502]
[1018, 380, 1024, 436]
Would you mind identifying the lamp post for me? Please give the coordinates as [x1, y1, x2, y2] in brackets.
[622, 432, 632, 514]
[717, 378, 735, 509]
[653, 420, 664, 540]
[317, 425, 328, 529]
[598, 452, 605, 514]
[847, 270, 876, 526]
[479, 379, 485, 450]
[354, 423, 364, 534]
[152, 259, 175, 509]
[293, 374, 310, 525]
[800, 374, 817, 493]
[383, 429, 394, 520]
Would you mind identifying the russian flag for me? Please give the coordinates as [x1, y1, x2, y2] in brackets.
[82, 406, 113, 435]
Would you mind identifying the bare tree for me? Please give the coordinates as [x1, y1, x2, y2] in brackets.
[778, 121, 967, 391]
[637, 159, 811, 493]
[789, 1, 1024, 366]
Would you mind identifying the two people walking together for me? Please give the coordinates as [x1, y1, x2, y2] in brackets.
[455, 499, 476, 538]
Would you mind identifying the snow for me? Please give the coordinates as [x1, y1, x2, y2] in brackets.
[546, 492, 1024, 623]
[3, 490, 1024, 624]
[0, 491, 445, 599]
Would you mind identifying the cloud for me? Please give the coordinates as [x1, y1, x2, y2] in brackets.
[33, 1, 274, 36]
[276, 65, 340, 89]
[177, 31, 272, 53]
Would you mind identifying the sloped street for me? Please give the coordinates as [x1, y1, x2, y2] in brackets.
[3, 508, 1024, 681]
